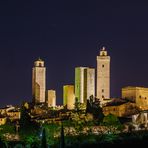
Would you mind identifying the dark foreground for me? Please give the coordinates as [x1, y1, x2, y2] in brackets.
[1, 130, 148, 147]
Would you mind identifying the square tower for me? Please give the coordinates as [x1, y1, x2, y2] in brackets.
[86, 68, 95, 101]
[32, 58, 46, 104]
[46, 90, 56, 107]
[63, 85, 75, 110]
[97, 47, 110, 103]
[75, 67, 95, 104]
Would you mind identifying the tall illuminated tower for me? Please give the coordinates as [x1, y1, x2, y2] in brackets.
[75, 67, 95, 104]
[32, 58, 46, 104]
[97, 47, 110, 103]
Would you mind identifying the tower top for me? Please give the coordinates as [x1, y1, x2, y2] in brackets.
[102, 46, 105, 51]
[100, 47, 108, 56]
[34, 58, 44, 67]
[38, 57, 43, 61]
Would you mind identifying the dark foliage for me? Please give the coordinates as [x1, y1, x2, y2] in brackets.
[0, 138, 6, 148]
[19, 103, 40, 136]
[86, 96, 104, 121]
[41, 128, 47, 148]
[74, 97, 80, 112]
[19, 103, 31, 129]
[60, 124, 65, 148]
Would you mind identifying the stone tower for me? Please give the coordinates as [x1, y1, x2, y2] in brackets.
[75, 67, 95, 104]
[96, 47, 110, 103]
[63, 85, 75, 110]
[32, 58, 46, 104]
[46, 90, 56, 107]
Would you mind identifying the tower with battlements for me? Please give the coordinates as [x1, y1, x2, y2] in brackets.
[96, 47, 110, 103]
[32, 58, 46, 104]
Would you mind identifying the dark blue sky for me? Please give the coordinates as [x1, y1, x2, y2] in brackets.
[0, 1, 148, 107]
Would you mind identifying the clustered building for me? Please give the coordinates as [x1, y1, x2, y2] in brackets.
[122, 86, 148, 110]
[0, 46, 148, 131]
[32, 47, 111, 109]
[32, 58, 56, 107]
[0, 105, 20, 125]
[103, 86, 148, 118]
[31, 47, 148, 121]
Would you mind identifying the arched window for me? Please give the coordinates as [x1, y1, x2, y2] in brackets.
[39, 63, 42, 67]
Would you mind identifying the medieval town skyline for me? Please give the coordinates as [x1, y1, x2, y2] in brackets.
[0, 1, 148, 106]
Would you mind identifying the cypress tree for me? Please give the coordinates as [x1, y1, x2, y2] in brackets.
[0, 137, 7, 148]
[19, 103, 31, 130]
[60, 124, 65, 148]
[41, 128, 47, 148]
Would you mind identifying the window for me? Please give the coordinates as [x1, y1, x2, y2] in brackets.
[102, 89, 104, 93]
[102, 64, 104, 68]
[139, 96, 141, 98]
[102, 52, 105, 56]
[145, 97, 147, 100]
[102, 95, 104, 98]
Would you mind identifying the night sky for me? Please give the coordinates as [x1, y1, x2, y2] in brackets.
[0, 1, 148, 107]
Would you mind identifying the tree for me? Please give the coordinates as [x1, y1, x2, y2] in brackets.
[19, 103, 40, 141]
[41, 128, 47, 148]
[86, 99, 91, 113]
[86, 96, 104, 121]
[102, 114, 123, 132]
[19, 103, 31, 130]
[60, 124, 65, 148]
[0, 124, 15, 135]
[74, 97, 80, 112]
[85, 113, 93, 122]
[86, 95, 94, 113]
[102, 114, 121, 126]
[89, 95, 94, 105]
[0, 137, 7, 148]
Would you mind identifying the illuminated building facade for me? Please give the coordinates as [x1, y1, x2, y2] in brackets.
[122, 86, 148, 110]
[75, 67, 95, 104]
[0, 116, 6, 125]
[32, 58, 46, 103]
[97, 47, 110, 103]
[46, 90, 56, 107]
[63, 85, 75, 110]
[103, 102, 137, 117]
